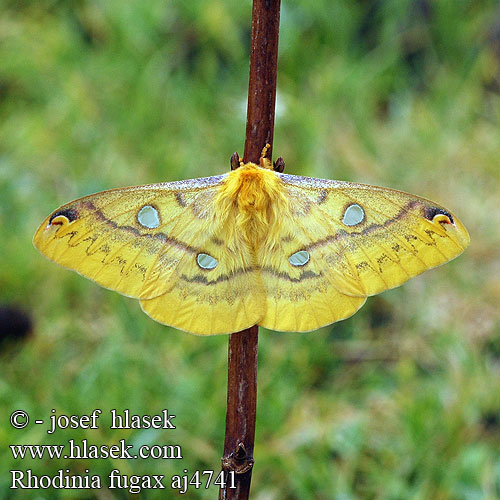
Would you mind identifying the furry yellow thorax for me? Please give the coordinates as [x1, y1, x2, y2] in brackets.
[215, 162, 289, 251]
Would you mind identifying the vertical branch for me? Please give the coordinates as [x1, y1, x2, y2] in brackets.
[220, 1, 281, 500]
[243, 0, 281, 164]
[220, 325, 259, 500]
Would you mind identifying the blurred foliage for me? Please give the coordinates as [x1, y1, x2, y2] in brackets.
[1, 0, 500, 499]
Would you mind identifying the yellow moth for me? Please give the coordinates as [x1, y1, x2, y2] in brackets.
[34, 151, 469, 335]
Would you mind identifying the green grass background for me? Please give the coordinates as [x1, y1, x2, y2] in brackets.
[1, 0, 500, 498]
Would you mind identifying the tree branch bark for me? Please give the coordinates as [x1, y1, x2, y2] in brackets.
[219, 1, 281, 499]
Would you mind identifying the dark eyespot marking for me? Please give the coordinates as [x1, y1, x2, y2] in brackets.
[424, 207, 454, 224]
[49, 208, 78, 224]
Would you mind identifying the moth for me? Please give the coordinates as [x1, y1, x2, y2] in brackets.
[34, 148, 469, 335]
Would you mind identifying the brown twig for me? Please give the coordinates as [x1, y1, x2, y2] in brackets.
[243, 0, 281, 164]
[219, 1, 281, 499]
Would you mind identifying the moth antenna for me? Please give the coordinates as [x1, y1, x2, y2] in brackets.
[273, 157, 285, 173]
[230, 152, 240, 171]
